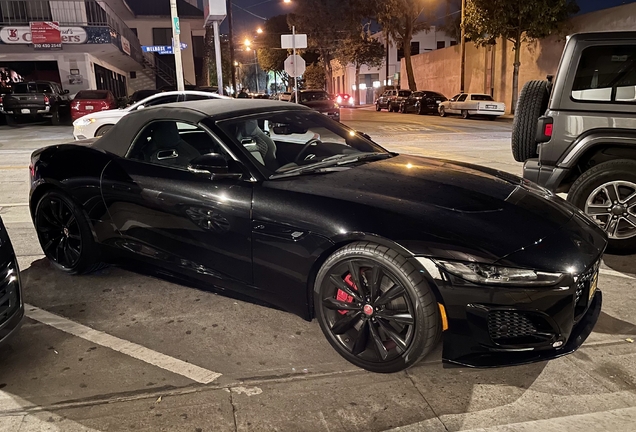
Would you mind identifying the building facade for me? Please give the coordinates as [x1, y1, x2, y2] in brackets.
[0, 0, 205, 97]
[332, 26, 457, 104]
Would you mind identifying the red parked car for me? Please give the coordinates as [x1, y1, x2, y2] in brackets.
[70, 90, 117, 121]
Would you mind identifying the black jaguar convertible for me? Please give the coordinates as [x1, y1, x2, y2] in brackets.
[29, 100, 605, 372]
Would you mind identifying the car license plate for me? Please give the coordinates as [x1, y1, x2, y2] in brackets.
[86, 105, 93, 110]
[21, 108, 30, 114]
[486, 104, 497, 109]
[589, 272, 598, 301]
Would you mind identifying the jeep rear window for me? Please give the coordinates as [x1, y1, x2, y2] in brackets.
[571, 45, 636, 103]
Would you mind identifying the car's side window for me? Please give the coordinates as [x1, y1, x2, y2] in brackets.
[127, 120, 227, 170]
[458, 94, 468, 102]
[138, 95, 179, 109]
[450, 94, 460, 102]
[571, 45, 636, 103]
[184, 94, 214, 101]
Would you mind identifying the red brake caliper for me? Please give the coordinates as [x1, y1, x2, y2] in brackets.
[336, 274, 358, 315]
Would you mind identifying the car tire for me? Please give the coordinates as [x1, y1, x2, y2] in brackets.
[568, 159, 636, 255]
[51, 107, 61, 126]
[461, 110, 470, 119]
[439, 106, 446, 117]
[400, 104, 406, 113]
[417, 105, 424, 115]
[34, 190, 106, 274]
[6, 115, 17, 126]
[95, 125, 113, 137]
[512, 80, 550, 162]
[314, 241, 441, 373]
[376, 104, 381, 112]
[487, 116, 497, 121]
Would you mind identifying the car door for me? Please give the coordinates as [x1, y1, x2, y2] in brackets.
[100, 119, 254, 285]
[451, 94, 468, 113]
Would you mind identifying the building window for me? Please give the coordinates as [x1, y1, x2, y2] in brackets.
[0, 1, 51, 23]
[397, 42, 421, 61]
[153, 28, 172, 46]
[130, 28, 138, 37]
[450, 40, 458, 46]
[437, 41, 446, 49]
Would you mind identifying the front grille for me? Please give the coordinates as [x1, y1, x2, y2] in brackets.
[488, 310, 553, 345]
[0, 260, 20, 325]
[574, 259, 601, 321]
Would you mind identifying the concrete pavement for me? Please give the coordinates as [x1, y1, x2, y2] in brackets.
[0, 110, 635, 432]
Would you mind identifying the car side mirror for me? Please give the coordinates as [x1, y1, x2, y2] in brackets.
[136, 104, 144, 110]
[63, 89, 70, 94]
[188, 153, 242, 180]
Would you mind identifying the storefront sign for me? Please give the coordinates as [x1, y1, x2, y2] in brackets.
[30, 21, 62, 50]
[0, 26, 87, 45]
[121, 36, 131, 56]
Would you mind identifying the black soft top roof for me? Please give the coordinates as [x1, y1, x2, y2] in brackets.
[92, 99, 311, 157]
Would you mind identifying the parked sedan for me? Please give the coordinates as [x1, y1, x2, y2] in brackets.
[30, 99, 605, 373]
[71, 90, 118, 121]
[439, 93, 505, 119]
[73, 90, 228, 139]
[0, 216, 24, 344]
[398, 91, 448, 115]
[292, 89, 340, 121]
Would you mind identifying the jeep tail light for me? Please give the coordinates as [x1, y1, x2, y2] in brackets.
[44, 95, 49, 104]
[544, 123, 553, 137]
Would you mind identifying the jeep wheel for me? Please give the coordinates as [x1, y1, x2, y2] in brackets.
[51, 107, 61, 126]
[569, 159, 636, 254]
[512, 80, 550, 162]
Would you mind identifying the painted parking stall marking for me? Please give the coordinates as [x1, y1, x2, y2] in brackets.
[25, 304, 222, 384]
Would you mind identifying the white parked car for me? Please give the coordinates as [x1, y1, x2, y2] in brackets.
[278, 92, 292, 102]
[438, 93, 505, 120]
[72, 90, 228, 140]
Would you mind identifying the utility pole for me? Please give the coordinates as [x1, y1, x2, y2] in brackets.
[170, 0, 185, 91]
[227, 0, 237, 96]
[460, 0, 466, 93]
[385, 32, 390, 87]
[293, 25, 298, 103]
[213, 20, 224, 95]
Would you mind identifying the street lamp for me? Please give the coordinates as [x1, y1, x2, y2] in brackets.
[256, 27, 263, 34]
[227, 0, 293, 96]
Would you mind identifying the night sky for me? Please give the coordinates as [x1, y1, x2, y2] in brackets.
[223, 0, 636, 36]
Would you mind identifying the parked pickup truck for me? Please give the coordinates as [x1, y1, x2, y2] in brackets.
[0, 81, 70, 125]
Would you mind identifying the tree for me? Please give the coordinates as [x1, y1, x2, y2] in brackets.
[376, 0, 429, 91]
[463, 0, 579, 112]
[337, 32, 385, 105]
[302, 63, 326, 90]
[289, 0, 360, 93]
[256, 15, 291, 90]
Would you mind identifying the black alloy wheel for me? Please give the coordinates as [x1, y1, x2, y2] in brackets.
[51, 107, 61, 125]
[417, 104, 424, 115]
[315, 242, 440, 373]
[96, 125, 113, 137]
[376, 103, 381, 111]
[400, 104, 406, 113]
[35, 191, 103, 274]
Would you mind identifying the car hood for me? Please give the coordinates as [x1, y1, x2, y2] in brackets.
[300, 100, 336, 111]
[265, 155, 604, 264]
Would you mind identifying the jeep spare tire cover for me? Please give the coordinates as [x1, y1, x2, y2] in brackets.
[512, 80, 550, 162]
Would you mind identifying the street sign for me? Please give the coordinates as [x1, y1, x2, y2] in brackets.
[173, 17, 180, 35]
[142, 42, 187, 55]
[281, 34, 307, 49]
[284, 55, 306, 77]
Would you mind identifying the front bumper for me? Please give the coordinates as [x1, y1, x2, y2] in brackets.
[2, 106, 50, 116]
[418, 256, 602, 368]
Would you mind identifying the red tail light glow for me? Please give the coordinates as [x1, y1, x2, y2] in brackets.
[544, 123, 553, 137]
[44, 95, 49, 104]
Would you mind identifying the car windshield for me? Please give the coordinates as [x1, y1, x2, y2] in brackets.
[471, 94, 494, 101]
[216, 111, 391, 178]
[398, 91, 411, 97]
[300, 91, 330, 102]
[75, 91, 109, 100]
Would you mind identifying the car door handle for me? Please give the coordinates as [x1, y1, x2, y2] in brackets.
[111, 184, 132, 192]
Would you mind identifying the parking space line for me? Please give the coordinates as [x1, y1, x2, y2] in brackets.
[600, 268, 635, 280]
[25, 304, 222, 384]
[0, 203, 29, 207]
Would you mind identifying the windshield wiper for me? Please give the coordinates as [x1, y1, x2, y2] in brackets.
[270, 152, 393, 179]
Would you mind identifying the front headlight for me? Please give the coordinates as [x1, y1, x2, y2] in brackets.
[73, 117, 95, 126]
[433, 260, 564, 286]
[333, 103, 340, 109]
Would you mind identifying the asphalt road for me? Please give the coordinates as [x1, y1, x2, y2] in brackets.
[0, 108, 635, 432]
